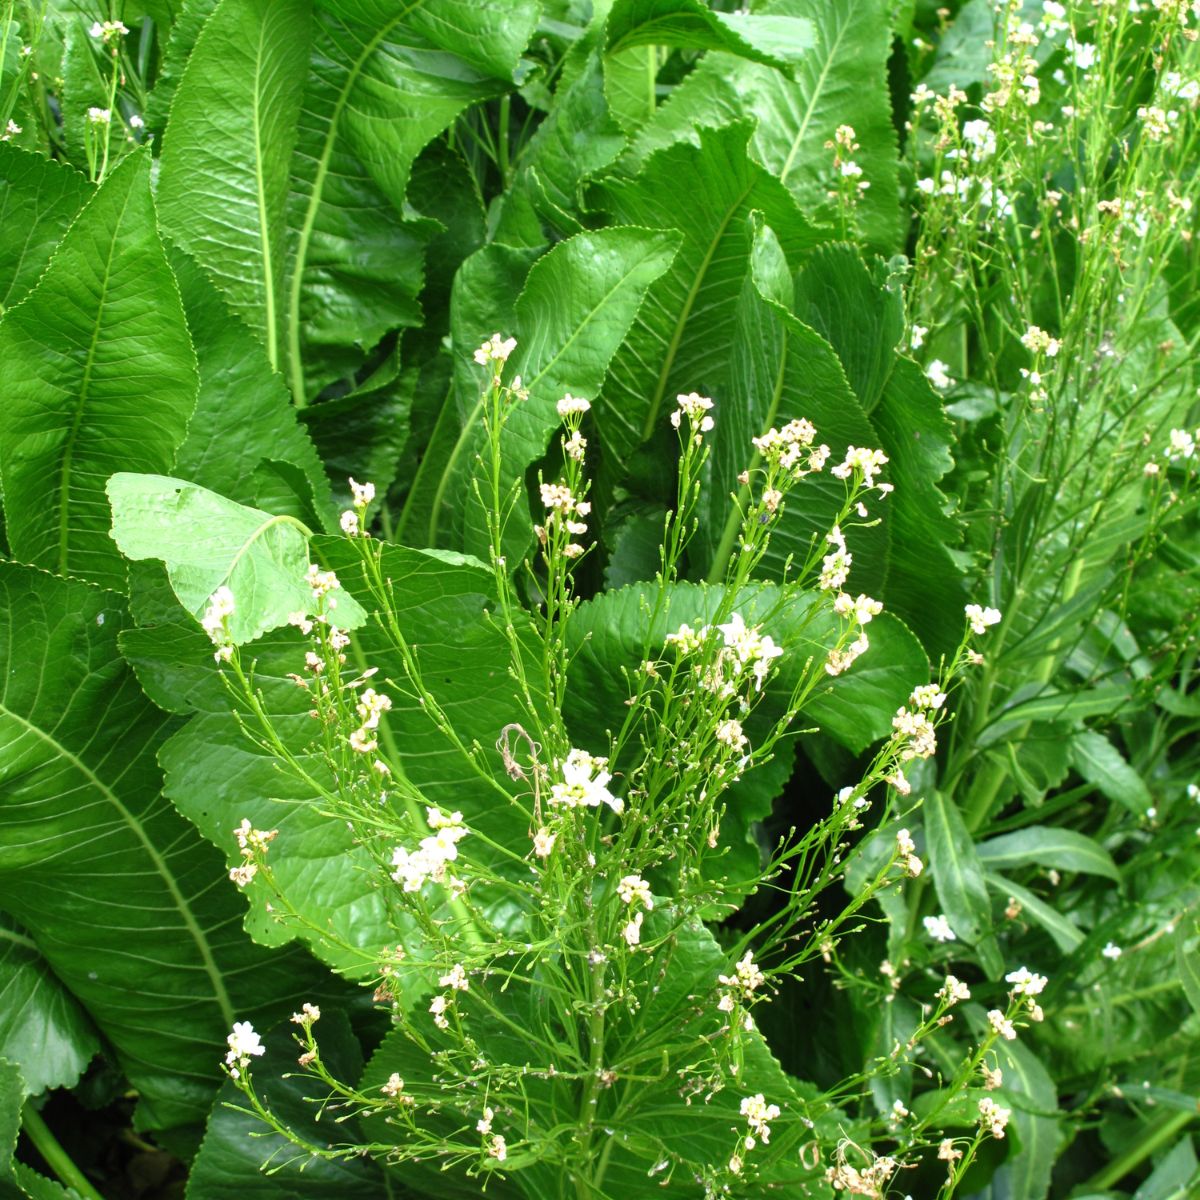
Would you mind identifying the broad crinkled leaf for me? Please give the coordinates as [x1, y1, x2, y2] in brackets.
[624, 0, 901, 249]
[107, 473, 365, 644]
[590, 123, 820, 465]
[431, 227, 680, 560]
[0, 914, 99, 1095]
[0, 151, 197, 590]
[158, 0, 311, 369]
[284, 0, 539, 401]
[167, 247, 336, 531]
[0, 563, 321, 1132]
[605, 0, 815, 71]
[0, 146, 89, 313]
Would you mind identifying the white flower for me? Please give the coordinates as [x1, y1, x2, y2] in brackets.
[1005, 966, 1048, 996]
[623, 911, 644, 946]
[671, 391, 715, 433]
[349, 727, 378, 754]
[487, 1134, 507, 1162]
[740, 1094, 781, 1143]
[476, 1106, 494, 1134]
[229, 863, 257, 887]
[910, 683, 947, 710]
[550, 749, 623, 814]
[987, 1009, 1017, 1040]
[340, 509, 359, 535]
[923, 914, 957, 942]
[557, 393, 591, 417]
[1066, 37, 1096, 71]
[617, 874, 653, 909]
[224, 1021, 266, 1077]
[978, 1096, 1012, 1138]
[909, 324, 928, 349]
[965, 603, 1002, 634]
[473, 333, 517, 366]
[831, 445, 889, 487]
[533, 828, 556, 858]
[715, 718, 748, 751]
[429, 994, 450, 1029]
[926, 359, 952, 390]
[1102, 942, 1122, 960]
[128, 113, 145, 130]
[349, 477, 375, 506]
[381, 1072, 405, 1098]
[291, 1002, 321, 1025]
[86, 107, 112, 125]
[200, 585, 236, 645]
[440, 963, 469, 991]
[1167, 428, 1196, 460]
[720, 951, 766, 998]
[937, 975, 971, 1004]
[961, 118, 996, 159]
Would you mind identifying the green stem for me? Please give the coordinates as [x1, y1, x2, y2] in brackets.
[1081, 1108, 1195, 1193]
[20, 1104, 107, 1200]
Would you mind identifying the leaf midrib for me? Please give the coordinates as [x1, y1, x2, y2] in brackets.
[640, 178, 754, 440]
[778, 7, 851, 184]
[285, 0, 425, 404]
[427, 239, 669, 546]
[0, 699, 235, 1027]
[57, 174, 138, 579]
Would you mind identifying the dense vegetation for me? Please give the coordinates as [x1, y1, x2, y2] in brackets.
[0, 0, 1198, 1197]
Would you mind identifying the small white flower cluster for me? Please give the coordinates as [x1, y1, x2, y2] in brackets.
[925, 359, 953, 390]
[201, 585, 236, 662]
[826, 590, 882, 677]
[1006, 964, 1048, 1022]
[290, 1001, 321, 1027]
[557, 394, 591, 461]
[978, 1096, 1012, 1139]
[739, 1093, 781, 1148]
[819, 525, 853, 592]
[473, 332, 517, 367]
[348, 687, 392, 755]
[229, 817, 277, 887]
[1137, 104, 1176, 142]
[428, 963, 470, 1031]
[891, 703, 937, 762]
[1, 119, 21, 142]
[895, 828, 924, 877]
[752, 418, 830, 480]
[1039, 0, 1068, 35]
[923, 913, 957, 942]
[1166, 427, 1198, 461]
[666, 612, 784, 703]
[549, 749, 623, 814]
[618, 873, 653, 946]
[537, 482, 591, 559]
[380, 1072, 411, 1102]
[671, 391, 715, 443]
[390, 807, 469, 892]
[1020, 325, 1061, 357]
[826, 123, 870, 196]
[86, 106, 111, 126]
[965, 603, 1002, 635]
[717, 951, 766, 1024]
[825, 1146, 898, 1196]
[937, 975, 972, 1005]
[339, 476, 375, 537]
[89, 19, 129, 42]
[959, 117, 997, 161]
[224, 1020, 265, 1079]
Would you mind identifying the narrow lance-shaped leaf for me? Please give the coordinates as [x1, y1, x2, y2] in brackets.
[158, 0, 311, 369]
[0, 150, 197, 590]
[0, 563, 321, 1131]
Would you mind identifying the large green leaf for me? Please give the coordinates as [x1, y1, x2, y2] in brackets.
[147, 538, 549, 976]
[698, 216, 887, 594]
[591, 123, 820, 464]
[283, 0, 539, 401]
[605, 0, 815, 70]
[0, 563, 319, 1131]
[1070, 729, 1154, 816]
[186, 1013, 388, 1199]
[0, 1060, 73, 1200]
[0, 916, 98, 1096]
[993, 1036, 1060, 1200]
[429, 227, 680, 559]
[107, 474, 365, 644]
[624, 0, 901, 249]
[0, 151, 197, 590]
[157, 0, 311, 369]
[167, 247, 336, 531]
[0, 146, 89, 314]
